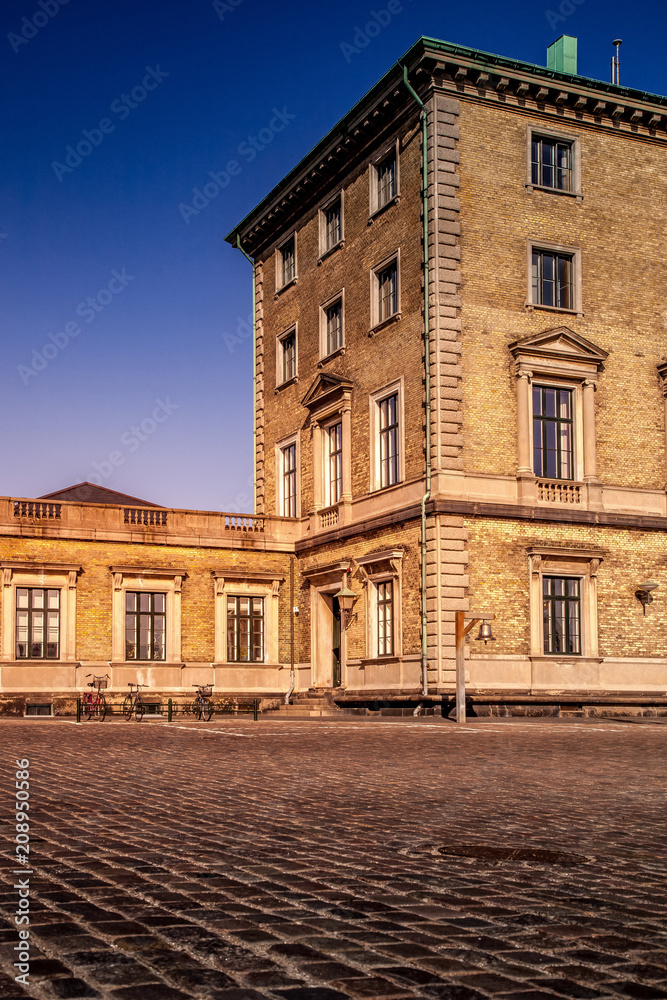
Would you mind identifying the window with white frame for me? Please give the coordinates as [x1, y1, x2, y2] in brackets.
[532, 384, 573, 480]
[528, 549, 602, 659]
[528, 242, 581, 314]
[277, 327, 297, 386]
[320, 294, 344, 358]
[325, 421, 343, 506]
[527, 127, 581, 197]
[356, 550, 403, 660]
[16, 588, 60, 659]
[280, 440, 297, 517]
[320, 195, 343, 255]
[371, 254, 399, 329]
[1, 563, 80, 664]
[277, 234, 296, 290]
[370, 380, 403, 491]
[110, 567, 184, 664]
[227, 596, 264, 662]
[370, 144, 399, 215]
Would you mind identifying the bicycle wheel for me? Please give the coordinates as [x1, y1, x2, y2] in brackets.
[188, 701, 198, 717]
[99, 695, 107, 722]
[122, 695, 133, 721]
[83, 695, 93, 721]
[193, 699, 203, 721]
[200, 698, 213, 722]
[135, 702, 145, 722]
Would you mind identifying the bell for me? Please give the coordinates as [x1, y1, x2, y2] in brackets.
[475, 620, 496, 645]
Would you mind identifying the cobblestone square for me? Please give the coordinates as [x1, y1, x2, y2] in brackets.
[0, 717, 665, 1000]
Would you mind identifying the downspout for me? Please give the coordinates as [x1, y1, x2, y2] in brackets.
[285, 556, 295, 704]
[235, 235, 257, 513]
[400, 63, 430, 698]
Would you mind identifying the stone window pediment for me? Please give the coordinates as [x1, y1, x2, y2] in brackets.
[510, 327, 608, 381]
[301, 372, 354, 414]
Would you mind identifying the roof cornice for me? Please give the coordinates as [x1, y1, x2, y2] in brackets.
[226, 36, 667, 256]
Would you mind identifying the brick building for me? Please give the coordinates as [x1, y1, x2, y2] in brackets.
[3, 36, 666, 715]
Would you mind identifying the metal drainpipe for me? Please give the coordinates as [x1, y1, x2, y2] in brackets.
[400, 63, 431, 698]
[235, 235, 257, 513]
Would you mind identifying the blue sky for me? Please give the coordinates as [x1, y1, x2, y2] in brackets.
[1, 0, 665, 511]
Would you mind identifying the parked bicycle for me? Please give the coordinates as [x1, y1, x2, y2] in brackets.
[191, 684, 214, 721]
[83, 674, 109, 721]
[122, 683, 148, 721]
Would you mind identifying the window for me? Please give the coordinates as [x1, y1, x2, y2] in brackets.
[377, 581, 393, 656]
[277, 234, 296, 290]
[526, 127, 581, 198]
[532, 249, 572, 310]
[323, 199, 341, 252]
[281, 331, 296, 383]
[528, 242, 582, 315]
[370, 380, 403, 491]
[281, 442, 297, 517]
[371, 255, 400, 329]
[326, 421, 343, 506]
[542, 576, 581, 655]
[125, 592, 166, 661]
[325, 300, 343, 356]
[110, 567, 184, 664]
[16, 588, 60, 659]
[533, 385, 573, 480]
[370, 144, 399, 215]
[227, 596, 264, 662]
[531, 135, 572, 191]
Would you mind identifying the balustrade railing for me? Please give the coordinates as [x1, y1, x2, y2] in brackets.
[537, 480, 582, 504]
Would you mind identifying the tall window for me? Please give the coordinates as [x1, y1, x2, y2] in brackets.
[281, 442, 297, 517]
[532, 249, 573, 309]
[377, 261, 398, 323]
[533, 385, 573, 480]
[376, 151, 397, 210]
[543, 576, 580, 654]
[125, 592, 166, 660]
[16, 589, 60, 659]
[531, 136, 572, 191]
[377, 581, 393, 656]
[281, 331, 296, 383]
[325, 300, 343, 356]
[326, 422, 343, 506]
[279, 236, 295, 287]
[324, 199, 341, 251]
[379, 393, 399, 488]
[227, 596, 264, 662]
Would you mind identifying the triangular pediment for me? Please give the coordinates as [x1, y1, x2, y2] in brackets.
[301, 371, 354, 410]
[509, 327, 608, 366]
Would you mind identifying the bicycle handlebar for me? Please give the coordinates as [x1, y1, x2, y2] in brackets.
[86, 673, 110, 678]
[127, 683, 148, 690]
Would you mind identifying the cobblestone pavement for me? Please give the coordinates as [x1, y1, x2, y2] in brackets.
[0, 716, 665, 1000]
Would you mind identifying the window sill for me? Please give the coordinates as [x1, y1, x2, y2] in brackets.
[368, 195, 400, 223]
[526, 303, 583, 318]
[526, 183, 582, 202]
[274, 276, 297, 299]
[275, 375, 299, 394]
[317, 241, 345, 264]
[318, 346, 346, 367]
[360, 656, 399, 666]
[369, 312, 401, 337]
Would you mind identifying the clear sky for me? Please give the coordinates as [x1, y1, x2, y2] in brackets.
[1, 0, 665, 512]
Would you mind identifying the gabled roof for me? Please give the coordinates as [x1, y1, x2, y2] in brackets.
[301, 372, 354, 411]
[39, 482, 162, 507]
[509, 327, 608, 369]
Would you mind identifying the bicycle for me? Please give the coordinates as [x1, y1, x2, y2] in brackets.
[122, 683, 148, 722]
[191, 684, 214, 722]
[83, 674, 109, 721]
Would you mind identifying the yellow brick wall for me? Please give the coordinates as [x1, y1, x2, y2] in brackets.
[465, 517, 667, 658]
[258, 118, 425, 516]
[457, 100, 667, 489]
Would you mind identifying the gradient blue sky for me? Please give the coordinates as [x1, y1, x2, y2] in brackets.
[2, 0, 665, 511]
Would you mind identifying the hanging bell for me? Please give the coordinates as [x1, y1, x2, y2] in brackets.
[475, 620, 496, 645]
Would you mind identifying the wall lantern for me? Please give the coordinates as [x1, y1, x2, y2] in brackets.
[635, 581, 659, 615]
[334, 584, 358, 630]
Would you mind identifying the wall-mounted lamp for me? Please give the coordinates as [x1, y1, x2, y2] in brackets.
[334, 583, 358, 631]
[635, 580, 659, 615]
